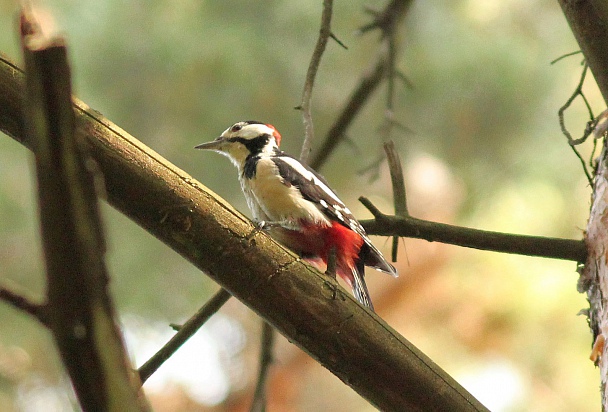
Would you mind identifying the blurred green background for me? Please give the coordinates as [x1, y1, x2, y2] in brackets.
[0, 0, 600, 411]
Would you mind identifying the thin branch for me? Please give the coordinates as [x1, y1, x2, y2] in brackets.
[310, 57, 387, 170]
[383, 141, 407, 262]
[329, 32, 348, 50]
[0, 285, 48, 326]
[299, 0, 334, 163]
[550, 50, 582, 65]
[359, 197, 587, 263]
[385, 34, 397, 117]
[355, 0, 413, 36]
[249, 321, 275, 412]
[557, 63, 594, 184]
[138, 288, 232, 384]
[309, 0, 414, 170]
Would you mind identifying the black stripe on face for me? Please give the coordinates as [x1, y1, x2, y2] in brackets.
[230, 134, 271, 156]
[239, 134, 274, 179]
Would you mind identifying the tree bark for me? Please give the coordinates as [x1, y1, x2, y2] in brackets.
[558, 1, 608, 101]
[558, 1, 608, 409]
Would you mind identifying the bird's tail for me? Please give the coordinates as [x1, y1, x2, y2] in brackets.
[351, 259, 374, 311]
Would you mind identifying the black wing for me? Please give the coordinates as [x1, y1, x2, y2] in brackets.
[272, 153, 397, 277]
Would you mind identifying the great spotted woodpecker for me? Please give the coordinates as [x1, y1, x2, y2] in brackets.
[195, 121, 397, 310]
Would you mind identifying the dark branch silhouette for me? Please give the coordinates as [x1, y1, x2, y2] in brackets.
[138, 288, 232, 384]
[249, 322, 275, 412]
[0, 285, 48, 326]
[360, 197, 586, 263]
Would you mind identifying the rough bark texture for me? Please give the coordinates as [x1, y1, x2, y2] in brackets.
[558, 0, 608, 101]
[558, 1, 608, 409]
[0, 54, 487, 411]
[581, 146, 608, 409]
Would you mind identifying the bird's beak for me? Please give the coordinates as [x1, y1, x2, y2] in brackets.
[194, 137, 224, 151]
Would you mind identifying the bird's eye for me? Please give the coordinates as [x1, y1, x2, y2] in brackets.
[231, 124, 242, 132]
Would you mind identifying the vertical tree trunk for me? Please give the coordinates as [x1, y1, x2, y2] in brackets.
[584, 145, 608, 409]
[579, 142, 608, 410]
[558, 1, 608, 409]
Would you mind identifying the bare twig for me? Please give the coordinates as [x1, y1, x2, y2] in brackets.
[309, 0, 413, 170]
[379, 2, 408, 137]
[359, 197, 586, 263]
[329, 32, 348, 50]
[310, 57, 387, 170]
[299, 0, 334, 163]
[557, 63, 594, 184]
[0, 285, 48, 326]
[383, 141, 407, 262]
[372, 1, 414, 184]
[249, 321, 275, 412]
[138, 288, 232, 384]
[355, 0, 413, 36]
[550, 50, 582, 65]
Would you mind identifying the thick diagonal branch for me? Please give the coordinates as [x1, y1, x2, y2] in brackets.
[0, 54, 486, 411]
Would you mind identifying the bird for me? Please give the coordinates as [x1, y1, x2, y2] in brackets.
[195, 121, 397, 310]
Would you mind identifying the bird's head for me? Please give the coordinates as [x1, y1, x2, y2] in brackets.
[195, 121, 282, 167]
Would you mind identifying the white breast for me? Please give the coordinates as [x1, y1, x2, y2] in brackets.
[240, 157, 330, 228]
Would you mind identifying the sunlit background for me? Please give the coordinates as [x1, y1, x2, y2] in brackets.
[0, 0, 600, 411]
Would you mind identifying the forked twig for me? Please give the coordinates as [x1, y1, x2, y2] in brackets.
[557, 62, 595, 184]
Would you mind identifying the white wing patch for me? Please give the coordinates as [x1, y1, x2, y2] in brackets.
[275, 157, 344, 206]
